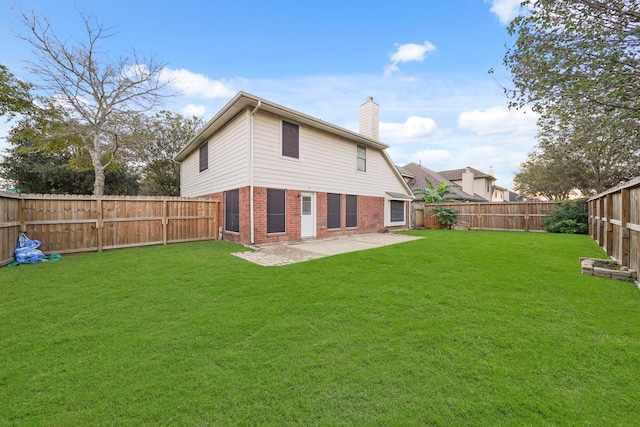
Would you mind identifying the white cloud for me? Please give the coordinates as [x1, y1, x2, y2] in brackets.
[458, 105, 538, 135]
[162, 68, 237, 99]
[380, 116, 445, 143]
[486, 0, 524, 25]
[181, 104, 207, 117]
[384, 41, 436, 77]
[411, 149, 454, 165]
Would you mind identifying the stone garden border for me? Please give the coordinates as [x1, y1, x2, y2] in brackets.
[580, 257, 637, 282]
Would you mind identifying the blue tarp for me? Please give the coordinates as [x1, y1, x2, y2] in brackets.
[7, 233, 61, 267]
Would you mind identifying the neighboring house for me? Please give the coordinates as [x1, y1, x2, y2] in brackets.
[492, 185, 509, 202]
[397, 162, 486, 228]
[175, 92, 413, 246]
[438, 167, 497, 202]
[397, 162, 487, 203]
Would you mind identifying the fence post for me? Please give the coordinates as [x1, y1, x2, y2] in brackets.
[605, 193, 614, 256]
[213, 201, 220, 239]
[162, 199, 168, 245]
[97, 197, 103, 252]
[621, 188, 631, 267]
[587, 200, 595, 240]
[598, 197, 605, 245]
[19, 197, 25, 233]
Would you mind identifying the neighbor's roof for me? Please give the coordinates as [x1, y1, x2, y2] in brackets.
[399, 163, 487, 202]
[438, 167, 496, 181]
[175, 91, 390, 162]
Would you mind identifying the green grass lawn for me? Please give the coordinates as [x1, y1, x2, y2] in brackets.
[1, 230, 639, 426]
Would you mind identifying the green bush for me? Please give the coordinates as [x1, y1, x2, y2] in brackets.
[543, 199, 588, 234]
[432, 205, 458, 229]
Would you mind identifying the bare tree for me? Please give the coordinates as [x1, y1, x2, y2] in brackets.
[17, 11, 172, 195]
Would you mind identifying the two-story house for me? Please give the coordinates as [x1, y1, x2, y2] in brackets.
[175, 92, 413, 246]
[438, 167, 497, 202]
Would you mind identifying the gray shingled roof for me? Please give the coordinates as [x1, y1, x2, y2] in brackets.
[438, 167, 496, 181]
[398, 163, 487, 202]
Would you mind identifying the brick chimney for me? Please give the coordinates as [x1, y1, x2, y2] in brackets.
[359, 96, 379, 140]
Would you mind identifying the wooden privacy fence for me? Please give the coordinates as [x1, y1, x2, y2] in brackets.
[588, 177, 640, 272]
[1, 192, 219, 266]
[423, 202, 552, 232]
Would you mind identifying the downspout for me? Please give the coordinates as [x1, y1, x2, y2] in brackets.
[249, 100, 262, 245]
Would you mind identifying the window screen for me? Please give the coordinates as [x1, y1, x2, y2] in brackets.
[327, 193, 341, 229]
[390, 200, 405, 223]
[199, 143, 208, 172]
[225, 189, 239, 232]
[282, 121, 299, 158]
[267, 189, 286, 233]
[346, 195, 358, 228]
[357, 145, 366, 172]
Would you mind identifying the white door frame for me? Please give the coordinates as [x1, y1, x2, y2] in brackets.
[301, 192, 316, 238]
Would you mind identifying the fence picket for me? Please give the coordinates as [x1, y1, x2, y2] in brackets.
[0, 193, 219, 266]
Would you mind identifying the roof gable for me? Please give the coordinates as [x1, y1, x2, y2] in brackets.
[175, 91, 389, 162]
[438, 167, 495, 181]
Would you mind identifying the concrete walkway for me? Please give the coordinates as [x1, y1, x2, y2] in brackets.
[232, 233, 423, 266]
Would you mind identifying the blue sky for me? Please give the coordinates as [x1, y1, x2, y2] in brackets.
[0, 0, 534, 189]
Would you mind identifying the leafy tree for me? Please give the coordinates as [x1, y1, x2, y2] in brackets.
[16, 11, 172, 196]
[513, 152, 579, 200]
[505, 0, 640, 118]
[135, 111, 203, 196]
[413, 179, 458, 228]
[0, 141, 139, 195]
[506, 1, 640, 196]
[514, 103, 640, 199]
[0, 64, 33, 118]
[1, 101, 139, 195]
[413, 179, 454, 204]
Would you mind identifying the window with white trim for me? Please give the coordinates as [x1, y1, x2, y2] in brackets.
[346, 195, 358, 228]
[390, 200, 405, 223]
[225, 189, 239, 232]
[267, 189, 286, 233]
[357, 145, 366, 172]
[282, 121, 299, 159]
[327, 193, 341, 229]
[199, 143, 208, 172]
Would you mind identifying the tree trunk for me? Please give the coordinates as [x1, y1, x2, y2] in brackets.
[90, 134, 105, 196]
[93, 165, 105, 196]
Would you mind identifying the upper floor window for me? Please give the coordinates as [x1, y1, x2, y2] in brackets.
[357, 144, 366, 172]
[199, 143, 208, 172]
[282, 121, 299, 159]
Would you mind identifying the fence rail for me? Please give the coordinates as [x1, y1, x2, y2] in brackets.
[587, 177, 640, 272]
[1, 192, 219, 266]
[423, 202, 552, 232]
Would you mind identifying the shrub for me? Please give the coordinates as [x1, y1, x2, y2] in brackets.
[543, 199, 588, 234]
[432, 205, 458, 229]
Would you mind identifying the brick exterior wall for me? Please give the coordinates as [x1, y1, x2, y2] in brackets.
[205, 186, 404, 245]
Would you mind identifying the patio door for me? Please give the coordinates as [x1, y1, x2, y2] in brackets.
[301, 192, 316, 238]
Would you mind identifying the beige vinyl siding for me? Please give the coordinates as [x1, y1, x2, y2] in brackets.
[252, 112, 408, 197]
[180, 111, 250, 197]
[474, 178, 491, 200]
